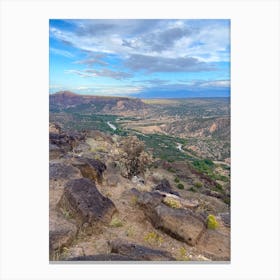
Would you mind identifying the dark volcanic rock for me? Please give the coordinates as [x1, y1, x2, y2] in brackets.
[49, 162, 81, 180]
[135, 189, 205, 246]
[219, 212, 230, 227]
[73, 142, 91, 153]
[58, 178, 117, 228]
[49, 123, 87, 157]
[136, 192, 205, 246]
[137, 189, 164, 210]
[49, 144, 63, 160]
[150, 204, 206, 246]
[110, 239, 175, 261]
[49, 213, 77, 253]
[65, 253, 140, 261]
[72, 157, 106, 183]
[153, 179, 180, 196]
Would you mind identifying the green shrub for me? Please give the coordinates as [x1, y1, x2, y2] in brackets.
[174, 177, 180, 183]
[189, 187, 196, 192]
[163, 197, 182, 208]
[194, 181, 203, 188]
[207, 214, 219, 229]
[176, 183, 184, 190]
[130, 195, 138, 206]
[177, 247, 190, 261]
[144, 232, 163, 246]
[110, 217, 123, 227]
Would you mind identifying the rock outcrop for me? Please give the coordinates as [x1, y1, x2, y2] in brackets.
[58, 178, 117, 230]
[71, 157, 106, 184]
[150, 204, 206, 246]
[65, 253, 140, 261]
[153, 179, 179, 196]
[196, 229, 230, 261]
[49, 162, 81, 180]
[132, 190, 206, 246]
[49, 213, 77, 254]
[109, 239, 175, 261]
[49, 123, 87, 159]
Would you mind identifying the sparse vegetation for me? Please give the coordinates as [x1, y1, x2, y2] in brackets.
[60, 208, 73, 220]
[117, 136, 152, 179]
[110, 217, 123, 227]
[125, 226, 135, 237]
[130, 195, 138, 206]
[189, 187, 197, 192]
[144, 231, 163, 246]
[194, 181, 203, 188]
[50, 95, 230, 262]
[163, 197, 182, 208]
[207, 214, 219, 229]
[177, 247, 190, 261]
[176, 183, 184, 190]
[174, 177, 180, 183]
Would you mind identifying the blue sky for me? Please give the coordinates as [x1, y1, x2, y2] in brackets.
[49, 19, 230, 98]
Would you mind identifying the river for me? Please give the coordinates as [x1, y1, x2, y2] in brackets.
[107, 121, 116, 131]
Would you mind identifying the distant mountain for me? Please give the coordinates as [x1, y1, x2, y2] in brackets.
[49, 91, 147, 114]
[134, 88, 230, 99]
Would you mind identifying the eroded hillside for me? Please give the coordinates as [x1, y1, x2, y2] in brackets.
[49, 122, 230, 262]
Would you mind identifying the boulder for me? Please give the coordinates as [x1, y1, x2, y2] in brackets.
[72, 157, 106, 183]
[109, 239, 175, 261]
[219, 212, 230, 227]
[49, 162, 81, 180]
[49, 126, 87, 154]
[49, 144, 63, 160]
[151, 204, 206, 246]
[73, 142, 91, 153]
[65, 253, 139, 261]
[153, 179, 179, 196]
[136, 190, 205, 246]
[49, 213, 77, 254]
[196, 229, 230, 261]
[58, 178, 117, 229]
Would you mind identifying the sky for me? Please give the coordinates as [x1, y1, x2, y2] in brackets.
[49, 19, 230, 98]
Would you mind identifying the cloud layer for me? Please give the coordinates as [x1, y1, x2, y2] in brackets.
[49, 19, 230, 97]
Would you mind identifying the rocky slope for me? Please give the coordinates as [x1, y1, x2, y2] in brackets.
[50, 91, 147, 115]
[49, 123, 230, 262]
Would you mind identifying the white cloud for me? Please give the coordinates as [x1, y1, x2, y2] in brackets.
[199, 80, 230, 87]
[50, 20, 230, 63]
[50, 47, 74, 58]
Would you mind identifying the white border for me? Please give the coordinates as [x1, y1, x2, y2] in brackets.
[1, 0, 279, 279]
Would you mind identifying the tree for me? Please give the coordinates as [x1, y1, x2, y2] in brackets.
[117, 136, 152, 179]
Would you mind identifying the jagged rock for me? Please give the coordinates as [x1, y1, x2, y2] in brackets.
[153, 179, 179, 196]
[65, 253, 140, 261]
[49, 213, 77, 253]
[49, 123, 87, 155]
[72, 157, 106, 183]
[109, 239, 175, 261]
[58, 178, 117, 229]
[137, 191, 164, 210]
[49, 144, 63, 159]
[49, 122, 62, 134]
[49, 162, 81, 180]
[73, 142, 91, 153]
[196, 229, 230, 261]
